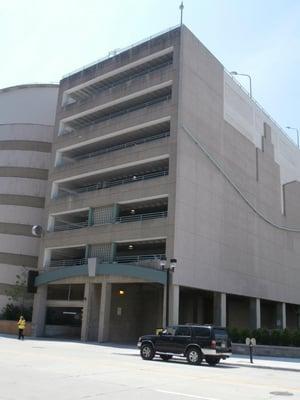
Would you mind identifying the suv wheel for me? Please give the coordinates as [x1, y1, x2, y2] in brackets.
[186, 347, 202, 365]
[160, 355, 173, 361]
[141, 343, 155, 360]
[205, 356, 220, 366]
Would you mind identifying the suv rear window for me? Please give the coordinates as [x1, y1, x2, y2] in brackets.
[175, 326, 191, 336]
[213, 328, 228, 340]
[192, 327, 211, 337]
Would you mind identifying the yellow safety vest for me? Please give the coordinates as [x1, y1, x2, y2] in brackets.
[17, 319, 26, 330]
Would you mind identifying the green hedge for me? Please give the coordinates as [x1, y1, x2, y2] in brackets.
[0, 304, 32, 322]
[228, 327, 300, 347]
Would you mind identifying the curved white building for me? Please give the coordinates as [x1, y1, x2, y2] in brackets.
[0, 84, 58, 310]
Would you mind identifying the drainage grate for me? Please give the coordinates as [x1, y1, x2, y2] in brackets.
[270, 392, 294, 397]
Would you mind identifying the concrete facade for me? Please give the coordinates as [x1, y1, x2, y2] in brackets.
[32, 26, 300, 342]
[0, 84, 58, 310]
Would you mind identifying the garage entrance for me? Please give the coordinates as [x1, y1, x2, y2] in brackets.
[109, 283, 164, 342]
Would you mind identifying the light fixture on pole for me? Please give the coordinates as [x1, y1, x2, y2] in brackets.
[230, 71, 253, 99]
[32, 225, 43, 237]
[286, 126, 299, 149]
[160, 256, 177, 328]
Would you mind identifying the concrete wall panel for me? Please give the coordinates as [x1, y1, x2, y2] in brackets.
[0, 85, 58, 125]
[0, 178, 47, 197]
[0, 124, 53, 143]
[0, 151, 51, 169]
[0, 205, 43, 225]
[0, 234, 40, 256]
[0, 84, 58, 310]
[174, 26, 300, 305]
[0, 264, 29, 286]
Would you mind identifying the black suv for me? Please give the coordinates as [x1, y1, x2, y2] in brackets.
[137, 324, 232, 365]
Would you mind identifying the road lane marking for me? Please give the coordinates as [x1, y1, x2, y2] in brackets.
[155, 389, 221, 400]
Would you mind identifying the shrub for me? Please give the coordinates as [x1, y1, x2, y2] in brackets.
[1, 304, 32, 321]
[239, 329, 251, 342]
[252, 328, 270, 345]
[229, 327, 300, 347]
[280, 329, 291, 346]
[270, 330, 281, 346]
[291, 330, 300, 347]
[228, 327, 241, 343]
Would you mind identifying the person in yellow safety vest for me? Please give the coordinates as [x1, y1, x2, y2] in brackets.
[17, 316, 26, 340]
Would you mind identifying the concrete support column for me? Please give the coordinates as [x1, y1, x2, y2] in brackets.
[110, 243, 116, 263]
[282, 303, 287, 330]
[88, 207, 94, 226]
[162, 282, 167, 328]
[250, 298, 261, 329]
[196, 297, 204, 323]
[31, 285, 47, 337]
[112, 203, 119, 222]
[42, 249, 51, 268]
[98, 282, 112, 342]
[169, 284, 180, 326]
[276, 302, 286, 329]
[81, 283, 92, 342]
[213, 292, 226, 327]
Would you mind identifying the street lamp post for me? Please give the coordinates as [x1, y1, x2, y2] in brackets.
[160, 256, 177, 328]
[230, 71, 253, 99]
[179, 2, 184, 26]
[286, 126, 299, 149]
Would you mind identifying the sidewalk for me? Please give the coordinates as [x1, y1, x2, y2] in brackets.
[1, 333, 299, 372]
[228, 354, 300, 372]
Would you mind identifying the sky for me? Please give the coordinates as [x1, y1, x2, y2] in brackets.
[1, 0, 300, 144]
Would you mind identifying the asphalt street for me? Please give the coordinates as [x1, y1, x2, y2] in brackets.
[0, 335, 299, 400]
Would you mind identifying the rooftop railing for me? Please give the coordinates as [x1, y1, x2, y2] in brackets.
[62, 25, 179, 79]
[224, 69, 298, 149]
[57, 131, 170, 168]
[56, 169, 168, 199]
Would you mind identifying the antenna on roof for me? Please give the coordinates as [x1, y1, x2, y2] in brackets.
[179, 2, 184, 26]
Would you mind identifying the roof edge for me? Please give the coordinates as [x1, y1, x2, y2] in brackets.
[0, 83, 59, 94]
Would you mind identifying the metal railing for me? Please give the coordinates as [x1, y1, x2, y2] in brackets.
[62, 25, 179, 79]
[51, 211, 167, 232]
[60, 94, 172, 135]
[114, 254, 166, 270]
[58, 98, 171, 140]
[65, 60, 173, 108]
[116, 211, 167, 223]
[57, 131, 170, 167]
[48, 258, 88, 268]
[46, 254, 165, 270]
[53, 221, 89, 232]
[56, 169, 168, 199]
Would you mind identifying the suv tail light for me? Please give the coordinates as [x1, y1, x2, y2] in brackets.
[211, 340, 216, 349]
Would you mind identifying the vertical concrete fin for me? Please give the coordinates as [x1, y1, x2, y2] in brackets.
[255, 148, 259, 182]
[261, 122, 275, 158]
[282, 180, 300, 225]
